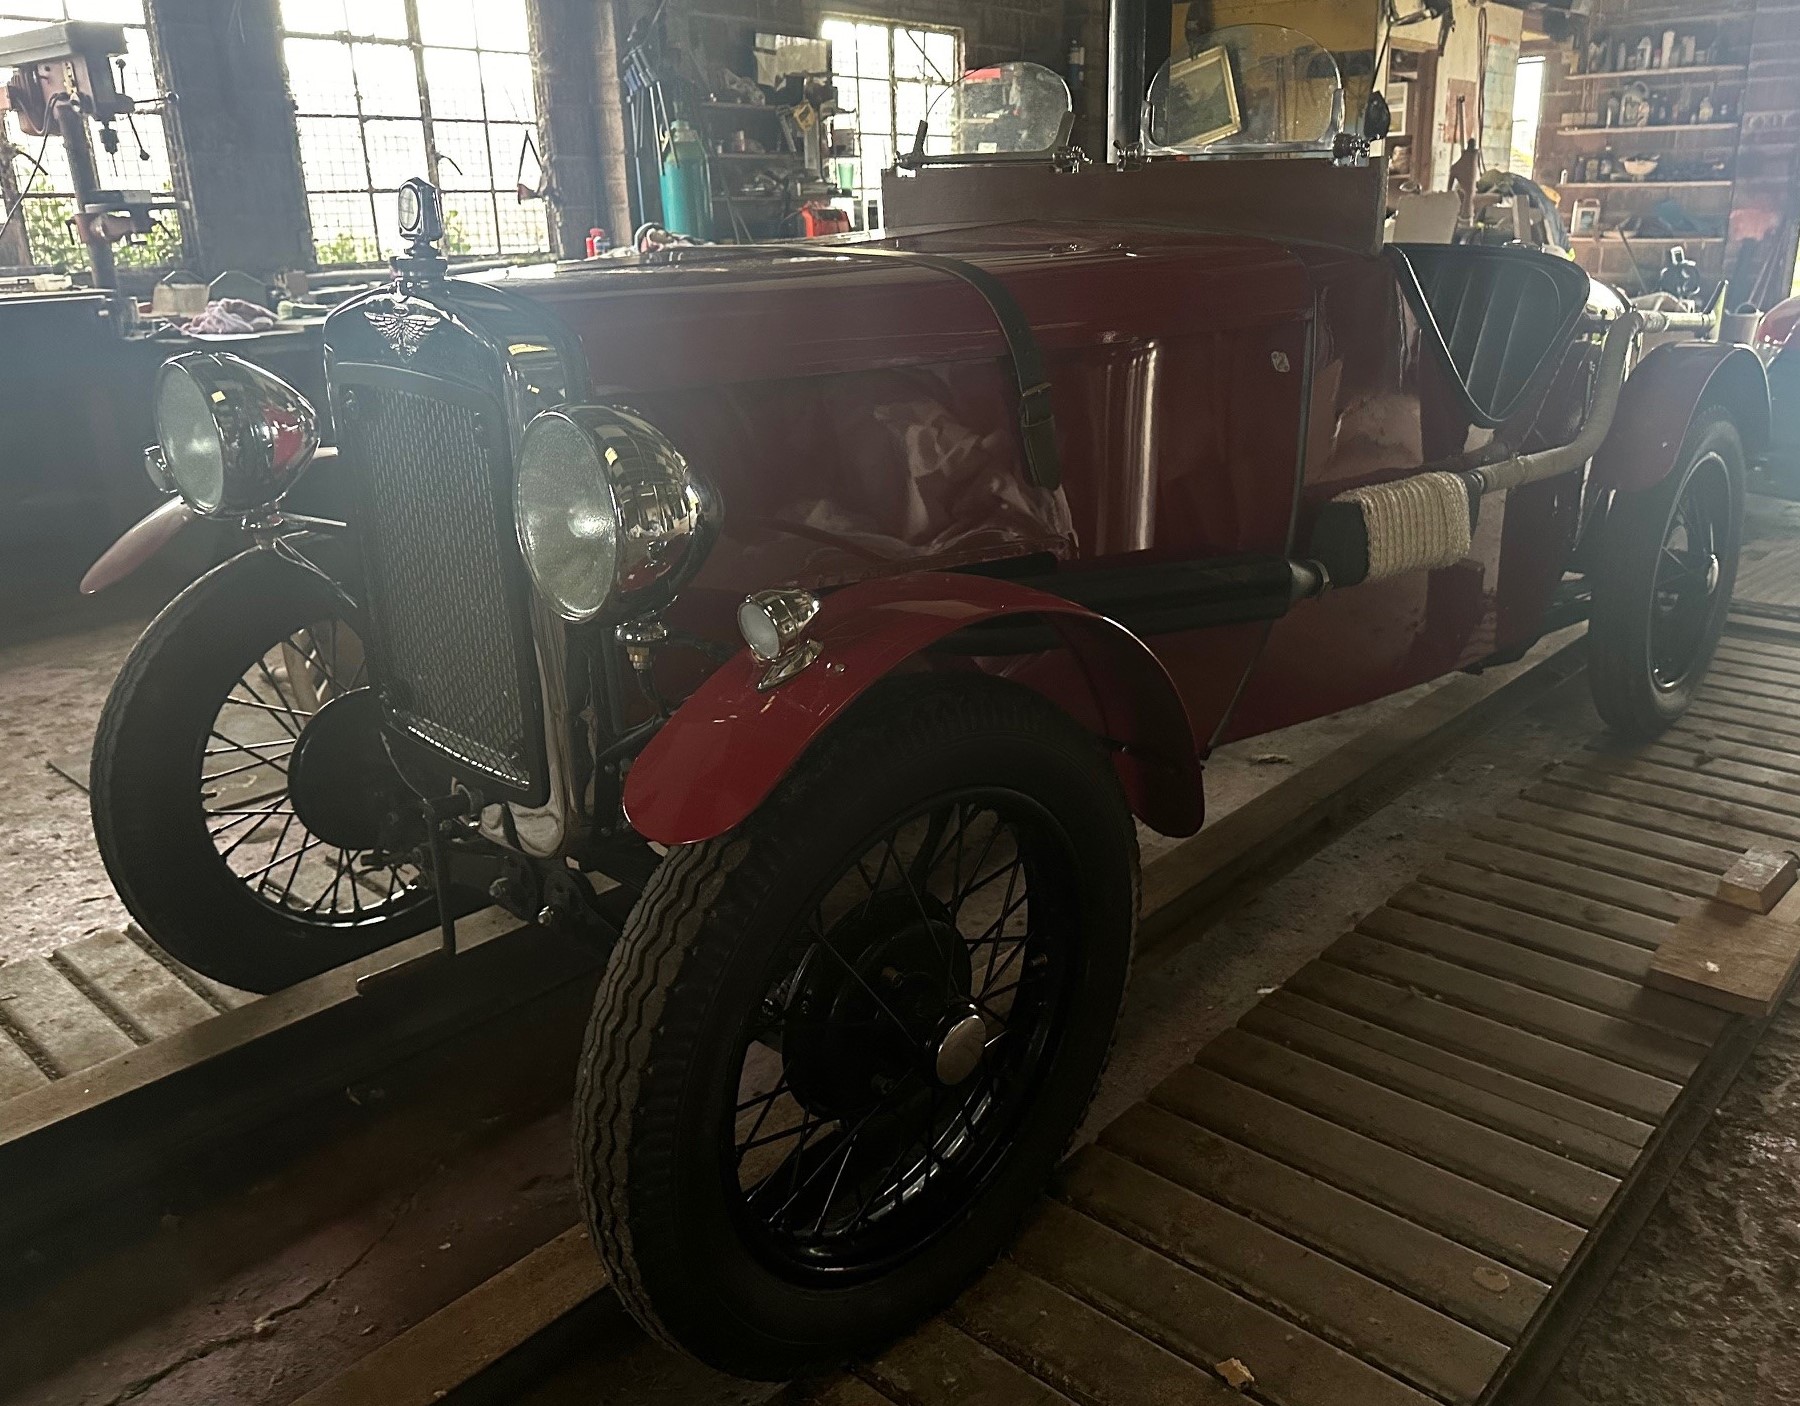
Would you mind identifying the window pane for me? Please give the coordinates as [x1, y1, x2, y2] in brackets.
[487, 123, 535, 190]
[349, 0, 407, 40]
[0, 4, 64, 19]
[308, 192, 380, 264]
[482, 51, 535, 123]
[442, 191, 498, 254]
[477, 1, 530, 53]
[279, 0, 347, 33]
[893, 29, 932, 81]
[353, 42, 420, 116]
[821, 19, 858, 76]
[295, 115, 367, 190]
[424, 47, 484, 118]
[862, 132, 892, 176]
[285, 36, 358, 112]
[854, 24, 889, 80]
[283, 0, 406, 39]
[895, 79, 928, 140]
[373, 191, 403, 257]
[363, 117, 427, 186]
[115, 26, 157, 106]
[432, 119, 492, 189]
[417, 0, 477, 48]
[924, 30, 956, 79]
[497, 200, 547, 254]
[68, 0, 145, 23]
[855, 77, 888, 130]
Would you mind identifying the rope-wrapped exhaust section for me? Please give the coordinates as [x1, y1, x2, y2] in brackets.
[1303, 312, 1642, 589]
[1332, 471, 1473, 580]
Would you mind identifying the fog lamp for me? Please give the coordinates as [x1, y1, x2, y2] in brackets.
[152, 353, 319, 517]
[737, 590, 821, 663]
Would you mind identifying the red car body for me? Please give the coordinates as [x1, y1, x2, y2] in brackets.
[478, 160, 1763, 849]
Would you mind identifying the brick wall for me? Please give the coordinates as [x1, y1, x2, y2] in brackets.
[145, 0, 313, 275]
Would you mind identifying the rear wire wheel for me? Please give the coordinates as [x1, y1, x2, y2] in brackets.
[575, 675, 1138, 1378]
[1588, 409, 1744, 739]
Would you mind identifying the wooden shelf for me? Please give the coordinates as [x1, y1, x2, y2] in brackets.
[1555, 122, 1738, 136]
[1562, 64, 1747, 83]
[1553, 180, 1733, 189]
[1570, 233, 1725, 244]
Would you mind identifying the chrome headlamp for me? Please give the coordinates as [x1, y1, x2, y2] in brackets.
[151, 352, 320, 517]
[514, 405, 716, 623]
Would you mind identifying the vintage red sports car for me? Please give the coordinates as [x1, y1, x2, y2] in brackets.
[86, 20, 1768, 1378]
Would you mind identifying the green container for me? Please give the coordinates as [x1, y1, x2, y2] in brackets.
[658, 119, 714, 238]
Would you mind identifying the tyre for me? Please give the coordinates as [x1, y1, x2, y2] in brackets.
[575, 674, 1139, 1378]
[1588, 408, 1744, 740]
[92, 548, 432, 993]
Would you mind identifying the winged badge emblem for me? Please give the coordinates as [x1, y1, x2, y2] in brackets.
[365, 306, 443, 359]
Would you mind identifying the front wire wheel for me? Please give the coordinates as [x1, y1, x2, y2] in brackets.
[576, 676, 1138, 1378]
[93, 549, 433, 993]
[203, 617, 418, 920]
[729, 792, 1068, 1273]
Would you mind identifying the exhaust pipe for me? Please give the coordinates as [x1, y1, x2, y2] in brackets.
[1311, 311, 1644, 584]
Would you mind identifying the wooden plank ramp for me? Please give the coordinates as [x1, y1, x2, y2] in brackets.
[800, 620, 1800, 1406]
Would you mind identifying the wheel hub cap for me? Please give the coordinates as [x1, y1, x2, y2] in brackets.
[287, 686, 403, 851]
[934, 1011, 987, 1085]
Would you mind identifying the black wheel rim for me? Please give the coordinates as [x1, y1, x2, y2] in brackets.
[722, 790, 1081, 1279]
[1649, 452, 1730, 693]
[200, 617, 423, 925]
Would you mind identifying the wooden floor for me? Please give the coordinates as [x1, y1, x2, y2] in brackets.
[1734, 531, 1800, 615]
[0, 924, 251, 1101]
[807, 618, 1800, 1406]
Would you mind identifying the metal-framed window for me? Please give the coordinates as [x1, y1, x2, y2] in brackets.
[278, 0, 547, 267]
[821, 16, 959, 231]
[0, 0, 179, 271]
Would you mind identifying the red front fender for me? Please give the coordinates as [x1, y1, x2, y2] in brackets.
[623, 572, 1206, 845]
[1592, 340, 1770, 494]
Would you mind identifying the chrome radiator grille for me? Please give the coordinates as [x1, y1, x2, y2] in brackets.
[344, 378, 543, 797]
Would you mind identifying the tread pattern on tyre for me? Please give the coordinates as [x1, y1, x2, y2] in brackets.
[573, 673, 1139, 1367]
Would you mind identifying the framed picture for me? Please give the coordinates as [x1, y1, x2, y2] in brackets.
[1570, 199, 1602, 237]
[1163, 45, 1242, 149]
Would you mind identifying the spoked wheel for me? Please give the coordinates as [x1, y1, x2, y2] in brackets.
[577, 676, 1138, 1379]
[203, 616, 419, 922]
[1646, 452, 1731, 692]
[731, 792, 1071, 1273]
[93, 549, 433, 993]
[1590, 409, 1744, 739]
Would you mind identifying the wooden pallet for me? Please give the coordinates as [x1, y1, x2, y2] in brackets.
[808, 624, 1800, 1406]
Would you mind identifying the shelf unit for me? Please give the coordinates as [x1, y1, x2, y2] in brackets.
[1534, 7, 1755, 292]
[1554, 122, 1738, 136]
[1562, 63, 1748, 82]
[694, 99, 823, 241]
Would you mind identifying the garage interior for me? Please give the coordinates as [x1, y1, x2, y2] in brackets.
[6, 0, 1800, 1403]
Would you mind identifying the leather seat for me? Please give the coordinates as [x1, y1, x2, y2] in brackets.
[1390, 243, 1591, 427]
